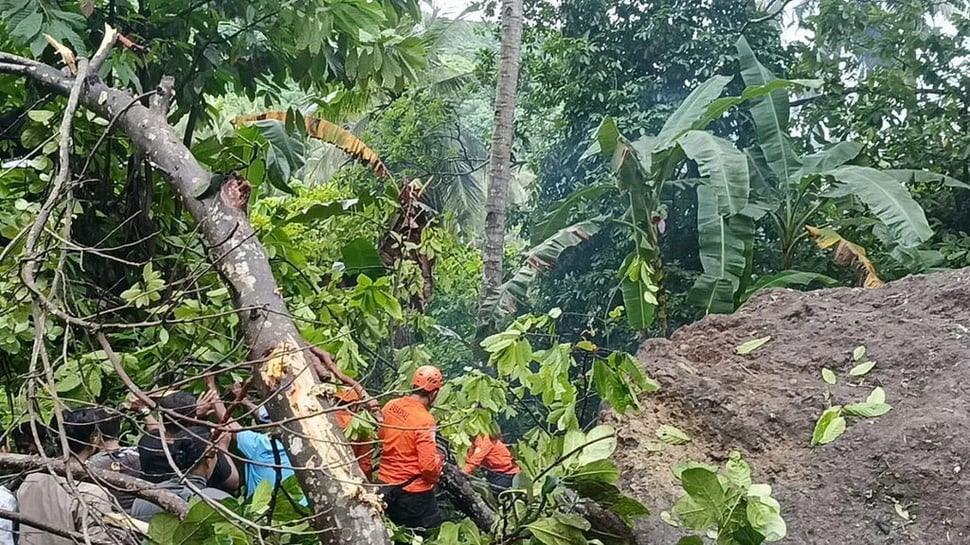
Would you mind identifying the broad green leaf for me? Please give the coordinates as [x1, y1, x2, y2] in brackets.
[655, 75, 733, 151]
[884, 169, 970, 190]
[671, 462, 719, 481]
[609, 495, 650, 519]
[736, 35, 801, 184]
[591, 116, 621, 158]
[848, 361, 876, 376]
[746, 485, 787, 541]
[675, 468, 728, 529]
[147, 512, 180, 545]
[677, 537, 704, 545]
[725, 451, 752, 490]
[740, 270, 840, 303]
[249, 479, 272, 515]
[553, 512, 591, 531]
[250, 119, 306, 194]
[526, 516, 588, 545]
[11, 10, 42, 41]
[340, 238, 385, 280]
[734, 525, 769, 545]
[620, 268, 656, 330]
[27, 110, 55, 124]
[811, 406, 845, 446]
[821, 368, 836, 385]
[852, 345, 866, 362]
[794, 141, 863, 180]
[827, 166, 933, 248]
[579, 425, 617, 464]
[699, 78, 821, 129]
[568, 459, 621, 484]
[843, 402, 892, 418]
[287, 199, 360, 223]
[688, 185, 754, 314]
[657, 425, 691, 445]
[736, 336, 771, 355]
[533, 184, 616, 243]
[678, 130, 749, 215]
[867, 387, 886, 404]
[479, 218, 605, 332]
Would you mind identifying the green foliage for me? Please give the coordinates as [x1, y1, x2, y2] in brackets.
[430, 314, 652, 543]
[147, 476, 312, 544]
[671, 452, 787, 544]
[478, 218, 606, 336]
[811, 407, 846, 446]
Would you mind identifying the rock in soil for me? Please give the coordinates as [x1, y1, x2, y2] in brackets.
[606, 267, 970, 545]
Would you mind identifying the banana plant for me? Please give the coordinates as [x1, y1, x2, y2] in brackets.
[503, 69, 817, 331]
[735, 35, 936, 275]
[582, 72, 821, 329]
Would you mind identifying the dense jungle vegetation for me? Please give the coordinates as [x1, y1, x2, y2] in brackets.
[0, 0, 968, 543]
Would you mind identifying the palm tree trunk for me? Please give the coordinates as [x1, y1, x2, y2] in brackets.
[477, 0, 524, 327]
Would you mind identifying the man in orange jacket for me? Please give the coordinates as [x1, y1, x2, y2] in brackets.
[461, 431, 520, 489]
[334, 387, 375, 480]
[377, 365, 445, 530]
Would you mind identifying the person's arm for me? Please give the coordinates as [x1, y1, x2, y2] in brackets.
[461, 436, 491, 474]
[415, 424, 444, 484]
[122, 392, 159, 431]
[204, 388, 242, 492]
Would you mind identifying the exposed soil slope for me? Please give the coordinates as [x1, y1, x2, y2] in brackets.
[606, 268, 970, 545]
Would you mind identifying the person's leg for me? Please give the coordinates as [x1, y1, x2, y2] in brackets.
[389, 490, 441, 530]
[486, 472, 514, 490]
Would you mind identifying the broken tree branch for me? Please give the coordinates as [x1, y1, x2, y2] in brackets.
[0, 52, 388, 544]
[0, 454, 188, 517]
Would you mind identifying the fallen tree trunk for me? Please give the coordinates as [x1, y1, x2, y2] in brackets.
[439, 463, 496, 532]
[0, 50, 387, 545]
[0, 453, 187, 516]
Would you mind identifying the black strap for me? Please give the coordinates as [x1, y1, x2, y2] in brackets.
[270, 437, 284, 490]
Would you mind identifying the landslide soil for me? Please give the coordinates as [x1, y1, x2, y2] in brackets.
[606, 268, 970, 545]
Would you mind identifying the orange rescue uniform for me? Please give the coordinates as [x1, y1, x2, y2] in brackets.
[377, 397, 443, 493]
[462, 435, 520, 475]
[335, 409, 374, 480]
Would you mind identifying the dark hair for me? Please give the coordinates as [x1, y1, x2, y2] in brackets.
[171, 427, 212, 473]
[94, 407, 122, 441]
[158, 391, 198, 419]
[139, 426, 212, 476]
[11, 422, 46, 454]
[62, 408, 101, 456]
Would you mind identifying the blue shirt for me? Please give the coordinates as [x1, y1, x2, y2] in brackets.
[236, 430, 295, 496]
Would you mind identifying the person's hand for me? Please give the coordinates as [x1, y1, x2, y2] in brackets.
[196, 390, 219, 418]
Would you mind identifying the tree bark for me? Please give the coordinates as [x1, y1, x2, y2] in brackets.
[439, 463, 495, 532]
[0, 55, 388, 545]
[0, 453, 187, 516]
[476, 0, 524, 326]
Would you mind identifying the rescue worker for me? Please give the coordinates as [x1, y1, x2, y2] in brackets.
[334, 387, 375, 480]
[377, 365, 445, 531]
[461, 429, 520, 489]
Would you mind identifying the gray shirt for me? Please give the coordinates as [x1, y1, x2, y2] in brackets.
[129, 474, 231, 522]
[87, 447, 144, 511]
[16, 473, 119, 545]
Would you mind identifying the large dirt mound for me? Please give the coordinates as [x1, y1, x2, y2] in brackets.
[606, 268, 970, 545]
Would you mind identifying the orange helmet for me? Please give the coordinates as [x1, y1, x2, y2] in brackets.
[334, 387, 361, 403]
[411, 365, 443, 392]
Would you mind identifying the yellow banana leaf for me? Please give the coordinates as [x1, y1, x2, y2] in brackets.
[806, 226, 883, 288]
[233, 112, 390, 179]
